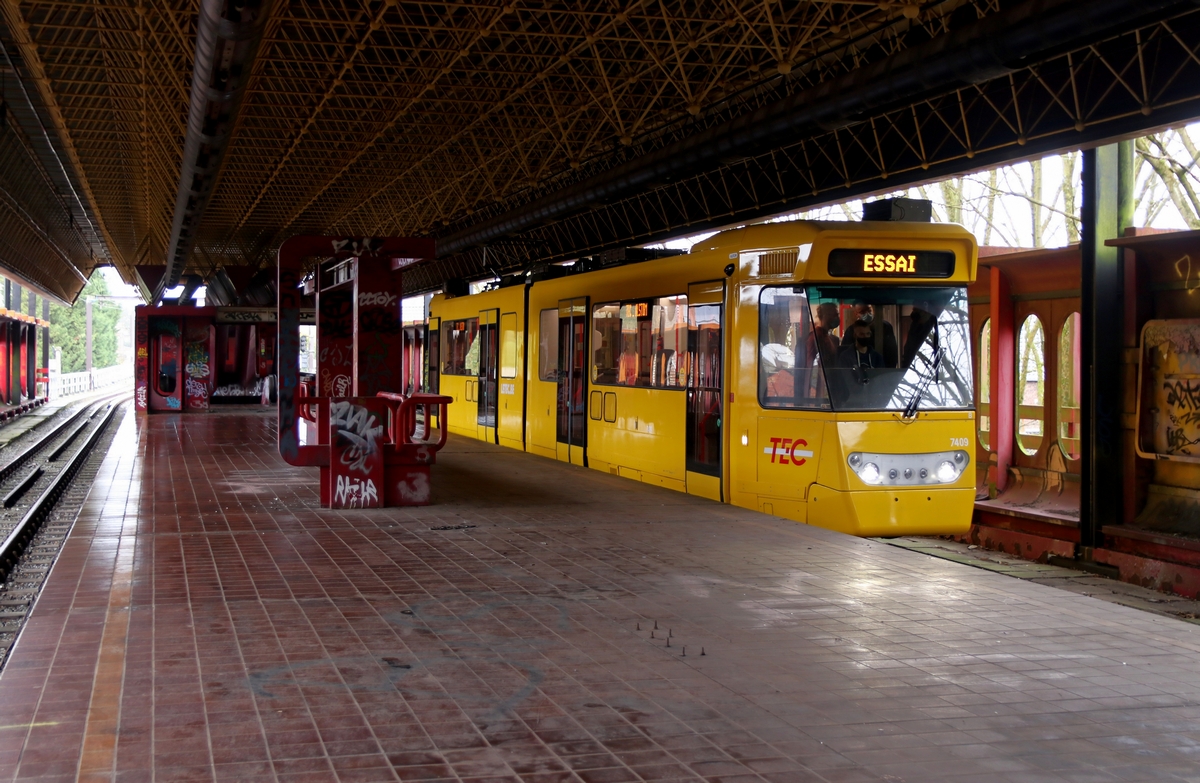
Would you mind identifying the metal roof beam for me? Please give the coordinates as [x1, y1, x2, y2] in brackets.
[436, 0, 1199, 258]
[158, 0, 273, 302]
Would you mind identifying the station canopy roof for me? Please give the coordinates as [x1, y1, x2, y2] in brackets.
[0, 0, 1199, 305]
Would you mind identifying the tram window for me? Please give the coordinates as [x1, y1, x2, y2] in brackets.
[440, 317, 479, 376]
[1016, 314, 1045, 455]
[592, 296, 688, 389]
[500, 312, 518, 379]
[1058, 312, 1081, 460]
[592, 304, 621, 384]
[800, 285, 974, 412]
[651, 295, 688, 388]
[979, 318, 991, 450]
[758, 287, 831, 410]
[538, 309, 558, 381]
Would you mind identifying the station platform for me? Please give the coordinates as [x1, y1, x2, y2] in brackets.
[2, 411, 1200, 782]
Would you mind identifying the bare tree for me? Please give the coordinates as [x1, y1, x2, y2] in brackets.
[1061, 152, 1079, 244]
[982, 169, 999, 246]
[940, 178, 963, 224]
[1136, 131, 1200, 229]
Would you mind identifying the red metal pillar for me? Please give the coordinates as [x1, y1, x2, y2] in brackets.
[0, 318, 10, 407]
[316, 282, 353, 397]
[352, 255, 404, 397]
[135, 309, 149, 411]
[989, 265, 1014, 494]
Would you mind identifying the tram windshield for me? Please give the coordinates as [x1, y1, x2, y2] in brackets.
[758, 285, 973, 412]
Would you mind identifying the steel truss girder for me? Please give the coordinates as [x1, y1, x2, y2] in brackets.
[402, 10, 1200, 294]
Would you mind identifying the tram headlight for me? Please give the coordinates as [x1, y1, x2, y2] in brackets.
[936, 460, 961, 483]
[857, 462, 882, 484]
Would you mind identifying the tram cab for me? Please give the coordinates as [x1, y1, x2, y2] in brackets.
[430, 202, 978, 537]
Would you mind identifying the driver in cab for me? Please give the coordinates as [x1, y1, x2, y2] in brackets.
[838, 320, 884, 370]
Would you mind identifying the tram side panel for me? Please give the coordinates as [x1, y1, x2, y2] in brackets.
[525, 253, 729, 486]
[430, 284, 526, 447]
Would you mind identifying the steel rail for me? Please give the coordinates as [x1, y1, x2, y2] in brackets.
[0, 390, 128, 484]
[0, 400, 121, 583]
[0, 405, 88, 483]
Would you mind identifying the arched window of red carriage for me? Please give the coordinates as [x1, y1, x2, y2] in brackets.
[1058, 312, 1082, 460]
[978, 318, 991, 450]
[1016, 315, 1045, 456]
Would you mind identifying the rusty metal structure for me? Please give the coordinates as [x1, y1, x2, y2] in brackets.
[0, 0, 1199, 305]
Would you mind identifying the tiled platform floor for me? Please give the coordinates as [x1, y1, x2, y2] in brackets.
[2, 410, 1200, 783]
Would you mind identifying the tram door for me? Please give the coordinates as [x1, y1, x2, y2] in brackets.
[424, 317, 440, 393]
[556, 298, 588, 465]
[686, 281, 725, 501]
[477, 309, 499, 443]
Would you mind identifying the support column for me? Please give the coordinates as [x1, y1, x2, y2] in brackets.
[1081, 145, 1123, 553]
[0, 280, 9, 405]
[85, 298, 94, 376]
[988, 266, 1014, 495]
[40, 300, 48, 379]
[9, 282, 20, 405]
[26, 293, 35, 399]
[352, 256, 404, 397]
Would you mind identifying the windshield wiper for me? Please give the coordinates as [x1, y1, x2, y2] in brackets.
[902, 346, 944, 420]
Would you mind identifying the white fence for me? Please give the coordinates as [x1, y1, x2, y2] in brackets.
[50, 363, 132, 399]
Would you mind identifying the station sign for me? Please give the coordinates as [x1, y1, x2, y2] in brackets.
[827, 249, 955, 278]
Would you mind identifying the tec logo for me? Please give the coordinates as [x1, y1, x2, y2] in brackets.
[765, 438, 814, 466]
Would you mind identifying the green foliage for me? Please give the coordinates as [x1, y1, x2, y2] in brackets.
[49, 272, 122, 373]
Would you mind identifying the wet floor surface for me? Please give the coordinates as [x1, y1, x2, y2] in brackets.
[1, 411, 1200, 782]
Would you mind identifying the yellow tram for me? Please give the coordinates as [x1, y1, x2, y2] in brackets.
[430, 208, 978, 536]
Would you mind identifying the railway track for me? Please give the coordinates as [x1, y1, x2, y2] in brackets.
[0, 393, 129, 668]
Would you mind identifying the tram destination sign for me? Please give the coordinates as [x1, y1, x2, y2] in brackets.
[827, 249, 955, 278]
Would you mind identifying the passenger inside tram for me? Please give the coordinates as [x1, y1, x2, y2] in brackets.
[851, 303, 899, 368]
[836, 320, 885, 370]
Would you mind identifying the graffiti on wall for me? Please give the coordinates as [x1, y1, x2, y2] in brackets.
[334, 475, 378, 508]
[330, 400, 383, 474]
[135, 313, 148, 411]
[184, 321, 211, 411]
[1138, 319, 1200, 461]
[328, 398, 386, 509]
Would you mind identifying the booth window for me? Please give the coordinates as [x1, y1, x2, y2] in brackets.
[441, 318, 479, 376]
[591, 296, 688, 389]
[979, 318, 991, 450]
[538, 309, 558, 381]
[1016, 314, 1045, 455]
[1058, 312, 1081, 460]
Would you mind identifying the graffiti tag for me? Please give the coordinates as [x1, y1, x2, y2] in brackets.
[334, 475, 378, 508]
[1164, 380, 1200, 411]
[358, 291, 398, 308]
[135, 384, 147, 409]
[331, 400, 383, 474]
[331, 237, 384, 257]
